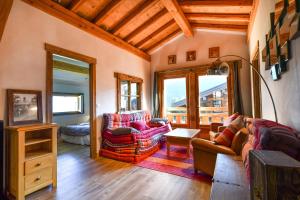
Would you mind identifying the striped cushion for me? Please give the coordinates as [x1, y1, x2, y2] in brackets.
[214, 116, 244, 147]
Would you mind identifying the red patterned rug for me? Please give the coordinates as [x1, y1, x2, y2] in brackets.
[136, 144, 212, 182]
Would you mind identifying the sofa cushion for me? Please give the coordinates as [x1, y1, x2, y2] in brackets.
[231, 128, 249, 155]
[214, 116, 244, 147]
[223, 112, 239, 126]
[131, 121, 150, 131]
[111, 127, 140, 135]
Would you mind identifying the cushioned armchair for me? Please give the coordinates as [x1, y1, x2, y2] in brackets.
[192, 128, 248, 176]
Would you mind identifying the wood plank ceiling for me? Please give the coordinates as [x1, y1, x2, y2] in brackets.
[23, 0, 255, 61]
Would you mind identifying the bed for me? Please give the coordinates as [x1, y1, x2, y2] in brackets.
[59, 122, 90, 145]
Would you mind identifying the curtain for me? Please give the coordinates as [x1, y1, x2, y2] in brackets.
[233, 61, 243, 114]
[152, 72, 160, 118]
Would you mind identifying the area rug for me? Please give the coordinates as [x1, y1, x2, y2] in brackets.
[136, 144, 212, 182]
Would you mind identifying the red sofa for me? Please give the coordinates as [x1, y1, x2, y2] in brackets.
[100, 111, 171, 163]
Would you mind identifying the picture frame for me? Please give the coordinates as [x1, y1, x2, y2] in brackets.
[209, 47, 220, 58]
[289, 14, 300, 40]
[186, 51, 196, 61]
[7, 89, 43, 126]
[275, 0, 287, 25]
[269, 36, 278, 66]
[168, 55, 176, 64]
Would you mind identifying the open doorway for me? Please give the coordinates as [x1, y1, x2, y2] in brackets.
[45, 44, 98, 159]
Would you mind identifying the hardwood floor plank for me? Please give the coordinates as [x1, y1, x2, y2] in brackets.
[26, 142, 211, 200]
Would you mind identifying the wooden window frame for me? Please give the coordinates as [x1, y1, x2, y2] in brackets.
[157, 61, 237, 129]
[114, 72, 143, 113]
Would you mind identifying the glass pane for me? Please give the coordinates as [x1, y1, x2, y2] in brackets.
[131, 83, 138, 96]
[120, 96, 129, 111]
[121, 81, 129, 95]
[163, 78, 187, 124]
[199, 75, 228, 125]
[130, 97, 138, 110]
[53, 94, 83, 114]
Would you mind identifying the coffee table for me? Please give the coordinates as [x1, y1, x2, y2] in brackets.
[164, 128, 200, 157]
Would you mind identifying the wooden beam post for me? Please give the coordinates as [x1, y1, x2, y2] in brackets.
[161, 0, 193, 37]
[0, 0, 13, 42]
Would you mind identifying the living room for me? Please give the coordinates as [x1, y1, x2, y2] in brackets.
[1, 0, 300, 200]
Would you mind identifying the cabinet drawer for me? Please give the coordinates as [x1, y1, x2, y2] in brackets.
[25, 167, 52, 191]
[25, 154, 53, 175]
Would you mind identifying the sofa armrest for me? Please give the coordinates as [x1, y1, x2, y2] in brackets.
[192, 138, 236, 155]
[210, 123, 223, 132]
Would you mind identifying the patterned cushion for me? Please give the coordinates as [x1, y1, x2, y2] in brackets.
[223, 113, 239, 126]
[231, 128, 249, 155]
[131, 121, 150, 131]
[214, 116, 244, 147]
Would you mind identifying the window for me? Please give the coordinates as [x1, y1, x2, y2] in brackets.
[115, 73, 142, 112]
[163, 77, 187, 124]
[53, 93, 84, 115]
[199, 75, 228, 125]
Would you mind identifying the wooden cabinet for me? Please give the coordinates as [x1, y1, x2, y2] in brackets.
[6, 123, 57, 200]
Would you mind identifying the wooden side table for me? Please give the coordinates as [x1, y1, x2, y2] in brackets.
[164, 128, 200, 157]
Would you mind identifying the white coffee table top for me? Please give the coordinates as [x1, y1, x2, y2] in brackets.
[165, 128, 200, 138]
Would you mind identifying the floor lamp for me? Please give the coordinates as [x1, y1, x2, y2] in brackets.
[208, 55, 278, 123]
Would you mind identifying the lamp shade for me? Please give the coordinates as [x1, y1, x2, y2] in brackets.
[207, 61, 229, 76]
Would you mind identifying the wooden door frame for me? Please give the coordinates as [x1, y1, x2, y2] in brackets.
[251, 41, 262, 118]
[45, 43, 98, 159]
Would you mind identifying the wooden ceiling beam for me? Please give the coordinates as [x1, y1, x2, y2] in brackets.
[247, 0, 259, 42]
[111, 0, 158, 34]
[22, 0, 151, 61]
[186, 13, 250, 22]
[68, 0, 87, 12]
[179, 0, 253, 7]
[93, 0, 122, 26]
[124, 9, 168, 42]
[161, 0, 193, 37]
[191, 23, 248, 32]
[135, 19, 175, 48]
[0, 0, 13, 42]
[146, 28, 181, 53]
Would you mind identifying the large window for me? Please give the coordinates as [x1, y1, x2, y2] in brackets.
[199, 75, 228, 125]
[115, 73, 142, 112]
[53, 93, 84, 115]
[163, 78, 187, 124]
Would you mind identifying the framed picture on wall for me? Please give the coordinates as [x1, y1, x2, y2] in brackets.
[7, 89, 43, 126]
[186, 51, 196, 61]
[168, 55, 176, 64]
[209, 47, 220, 58]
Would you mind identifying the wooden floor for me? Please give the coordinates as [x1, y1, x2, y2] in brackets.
[26, 142, 211, 200]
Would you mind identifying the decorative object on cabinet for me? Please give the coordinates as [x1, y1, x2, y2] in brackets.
[6, 123, 57, 200]
[168, 55, 176, 64]
[7, 89, 43, 126]
[249, 150, 300, 200]
[186, 50, 196, 61]
[209, 47, 220, 58]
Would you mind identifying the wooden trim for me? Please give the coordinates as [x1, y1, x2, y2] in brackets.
[147, 28, 181, 54]
[191, 23, 248, 32]
[53, 60, 89, 74]
[0, 0, 13, 42]
[23, 0, 151, 61]
[186, 13, 250, 22]
[114, 72, 143, 83]
[179, 0, 253, 7]
[247, 0, 260, 42]
[111, 0, 155, 34]
[251, 41, 261, 118]
[45, 44, 98, 159]
[161, 0, 193, 37]
[124, 9, 168, 42]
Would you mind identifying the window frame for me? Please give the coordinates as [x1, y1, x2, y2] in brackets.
[115, 72, 143, 113]
[52, 92, 84, 115]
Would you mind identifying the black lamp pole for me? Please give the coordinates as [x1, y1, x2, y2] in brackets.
[212, 55, 278, 123]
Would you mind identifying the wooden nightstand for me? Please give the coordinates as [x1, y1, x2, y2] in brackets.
[6, 123, 57, 200]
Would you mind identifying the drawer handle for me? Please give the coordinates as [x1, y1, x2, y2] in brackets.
[35, 163, 41, 167]
[34, 176, 41, 182]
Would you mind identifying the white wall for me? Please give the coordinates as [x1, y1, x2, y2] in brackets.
[0, 1, 151, 138]
[249, 0, 300, 130]
[151, 30, 252, 115]
[53, 81, 90, 126]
